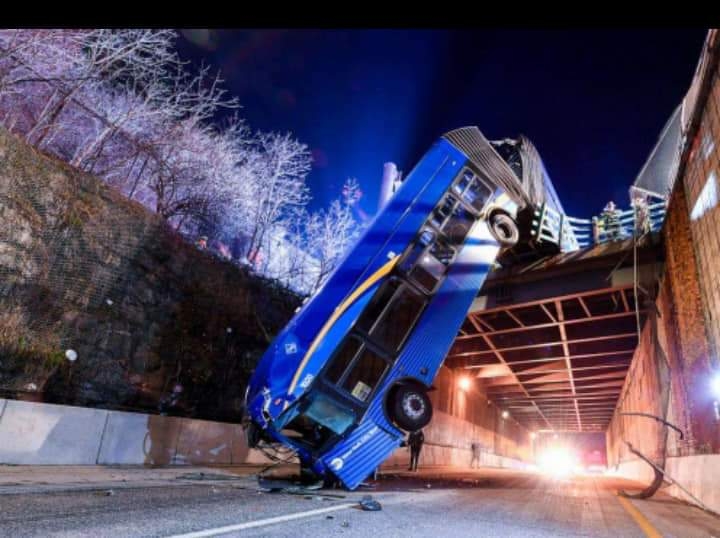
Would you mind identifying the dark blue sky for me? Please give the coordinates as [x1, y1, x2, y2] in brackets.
[176, 29, 706, 219]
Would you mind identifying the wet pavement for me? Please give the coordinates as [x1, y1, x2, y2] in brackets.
[0, 465, 718, 537]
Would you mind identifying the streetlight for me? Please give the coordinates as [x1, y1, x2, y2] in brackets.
[458, 376, 472, 391]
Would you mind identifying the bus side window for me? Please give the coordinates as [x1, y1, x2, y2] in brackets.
[409, 246, 451, 292]
[325, 337, 362, 384]
[356, 279, 401, 334]
[452, 169, 493, 212]
[442, 203, 474, 245]
[369, 284, 426, 351]
[452, 170, 473, 196]
[462, 176, 493, 211]
[430, 238, 454, 265]
[399, 230, 454, 294]
[342, 347, 388, 402]
[430, 195, 455, 229]
[398, 229, 436, 275]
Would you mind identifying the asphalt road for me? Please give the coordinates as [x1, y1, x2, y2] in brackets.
[0, 467, 718, 537]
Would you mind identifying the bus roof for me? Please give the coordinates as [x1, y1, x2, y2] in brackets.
[443, 126, 568, 215]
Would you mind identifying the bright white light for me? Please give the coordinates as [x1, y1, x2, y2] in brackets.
[458, 376, 472, 391]
[530, 432, 537, 440]
[538, 446, 579, 478]
[501, 410, 510, 419]
[65, 349, 77, 362]
[691, 171, 718, 221]
[711, 374, 720, 399]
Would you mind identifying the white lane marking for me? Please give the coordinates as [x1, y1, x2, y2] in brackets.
[165, 503, 357, 538]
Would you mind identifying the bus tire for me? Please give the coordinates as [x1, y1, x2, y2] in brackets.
[389, 384, 433, 431]
[489, 212, 519, 247]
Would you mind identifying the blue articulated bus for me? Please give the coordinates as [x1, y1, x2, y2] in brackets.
[244, 127, 531, 489]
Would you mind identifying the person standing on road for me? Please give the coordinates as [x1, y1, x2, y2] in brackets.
[408, 429, 425, 472]
[470, 442, 481, 469]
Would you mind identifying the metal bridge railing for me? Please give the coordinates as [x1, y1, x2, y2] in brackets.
[531, 201, 667, 252]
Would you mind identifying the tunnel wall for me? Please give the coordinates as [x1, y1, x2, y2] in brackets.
[383, 366, 531, 469]
[607, 35, 720, 514]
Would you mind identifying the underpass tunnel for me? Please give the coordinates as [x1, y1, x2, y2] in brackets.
[379, 31, 720, 533]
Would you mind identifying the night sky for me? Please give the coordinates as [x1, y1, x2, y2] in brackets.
[176, 29, 707, 219]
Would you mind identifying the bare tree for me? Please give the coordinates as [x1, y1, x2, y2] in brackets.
[21, 31, 178, 148]
[0, 29, 362, 295]
[241, 132, 312, 262]
[305, 178, 363, 294]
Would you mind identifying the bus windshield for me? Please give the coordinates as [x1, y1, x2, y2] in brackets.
[304, 393, 355, 435]
[278, 391, 356, 448]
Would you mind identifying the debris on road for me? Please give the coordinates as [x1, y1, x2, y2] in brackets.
[257, 476, 346, 499]
[94, 490, 114, 496]
[359, 495, 382, 511]
[177, 472, 241, 481]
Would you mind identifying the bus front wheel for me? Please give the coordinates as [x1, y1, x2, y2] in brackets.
[390, 384, 433, 431]
[489, 212, 519, 247]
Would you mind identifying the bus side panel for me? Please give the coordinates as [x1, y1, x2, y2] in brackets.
[325, 198, 503, 489]
[364, 209, 501, 435]
[263, 144, 467, 403]
[390, 218, 501, 386]
[319, 417, 400, 490]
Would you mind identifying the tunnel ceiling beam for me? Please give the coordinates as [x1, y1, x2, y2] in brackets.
[449, 241, 662, 432]
[555, 298, 582, 431]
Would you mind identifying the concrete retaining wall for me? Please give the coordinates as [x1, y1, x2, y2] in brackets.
[612, 454, 720, 516]
[0, 398, 526, 472]
[0, 399, 273, 466]
[383, 443, 525, 471]
[382, 409, 527, 471]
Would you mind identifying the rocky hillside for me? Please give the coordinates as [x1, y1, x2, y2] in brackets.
[0, 128, 299, 421]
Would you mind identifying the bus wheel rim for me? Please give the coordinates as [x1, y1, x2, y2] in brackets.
[402, 393, 425, 419]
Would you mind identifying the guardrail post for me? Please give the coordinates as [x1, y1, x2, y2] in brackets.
[536, 204, 546, 242]
[592, 216, 600, 245]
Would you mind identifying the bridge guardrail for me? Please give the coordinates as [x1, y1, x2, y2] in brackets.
[531, 200, 667, 252]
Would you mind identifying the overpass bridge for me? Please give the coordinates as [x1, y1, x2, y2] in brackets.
[449, 232, 663, 434]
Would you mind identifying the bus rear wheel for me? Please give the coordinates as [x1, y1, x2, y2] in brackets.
[489, 212, 519, 247]
[389, 384, 433, 431]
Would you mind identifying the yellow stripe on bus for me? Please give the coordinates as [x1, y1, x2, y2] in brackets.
[287, 255, 400, 395]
